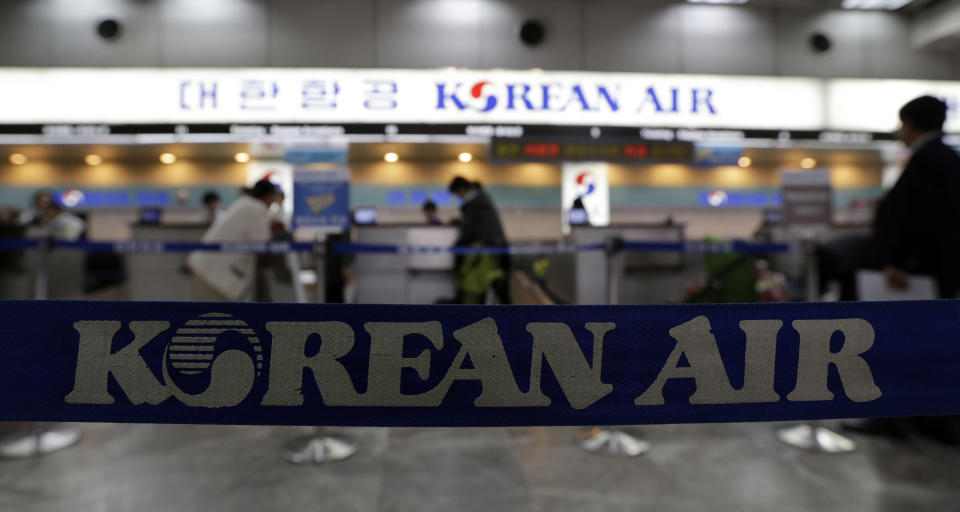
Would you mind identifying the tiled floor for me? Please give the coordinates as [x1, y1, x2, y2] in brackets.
[0, 421, 957, 511]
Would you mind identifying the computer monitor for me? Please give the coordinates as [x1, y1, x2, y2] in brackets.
[138, 208, 162, 224]
[569, 208, 589, 225]
[353, 207, 377, 225]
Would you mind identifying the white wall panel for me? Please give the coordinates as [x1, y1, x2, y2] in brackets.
[50, 0, 162, 67]
[861, 12, 959, 79]
[375, 0, 483, 68]
[774, 9, 865, 78]
[478, 0, 581, 70]
[679, 5, 776, 75]
[0, 0, 54, 66]
[160, 0, 268, 66]
[583, 0, 683, 73]
[0, 0, 957, 80]
[270, 0, 376, 67]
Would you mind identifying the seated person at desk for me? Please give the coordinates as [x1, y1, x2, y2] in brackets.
[187, 179, 280, 302]
[422, 199, 443, 225]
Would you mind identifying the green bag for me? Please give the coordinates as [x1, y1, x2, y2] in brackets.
[458, 244, 505, 304]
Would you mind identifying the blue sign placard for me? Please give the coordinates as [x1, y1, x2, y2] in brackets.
[1, 299, 960, 427]
[292, 169, 350, 231]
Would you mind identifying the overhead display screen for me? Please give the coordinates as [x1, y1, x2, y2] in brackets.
[489, 137, 695, 164]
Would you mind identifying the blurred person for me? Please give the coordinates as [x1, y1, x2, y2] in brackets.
[874, 95, 960, 298]
[839, 96, 960, 443]
[41, 201, 85, 241]
[448, 176, 510, 304]
[820, 96, 960, 301]
[18, 190, 54, 226]
[201, 190, 221, 223]
[422, 199, 442, 225]
[570, 197, 589, 225]
[187, 179, 279, 302]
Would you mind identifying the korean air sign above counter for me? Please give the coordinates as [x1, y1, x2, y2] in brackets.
[0, 68, 957, 133]
[0, 69, 821, 129]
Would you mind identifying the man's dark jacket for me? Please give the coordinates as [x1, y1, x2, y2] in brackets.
[873, 137, 960, 298]
[455, 188, 507, 247]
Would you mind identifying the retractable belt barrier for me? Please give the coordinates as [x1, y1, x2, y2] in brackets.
[1, 299, 959, 427]
[332, 240, 795, 255]
[0, 239, 794, 255]
[0, 239, 316, 253]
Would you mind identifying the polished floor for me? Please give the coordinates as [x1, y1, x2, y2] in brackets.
[0, 422, 957, 512]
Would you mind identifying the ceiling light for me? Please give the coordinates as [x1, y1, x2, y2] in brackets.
[458, 152, 473, 163]
[8, 153, 26, 165]
[384, 152, 399, 163]
[841, 0, 912, 10]
[234, 152, 251, 163]
[800, 157, 817, 169]
[159, 153, 176, 164]
[737, 156, 752, 168]
[84, 154, 102, 166]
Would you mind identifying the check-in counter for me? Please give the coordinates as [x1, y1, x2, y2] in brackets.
[568, 224, 686, 305]
[128, 223, 207, 301]
[352, 225, 458, 304]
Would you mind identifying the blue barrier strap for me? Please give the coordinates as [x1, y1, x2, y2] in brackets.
[0, 239, 314, 253]
[0, 239, 40, 250]
[621, 240, 794, 254]
[0, 239, 792, 255]
[2, 299, 958, 427]
[333, 242, 607, 255]
[335, 241, 793, 255]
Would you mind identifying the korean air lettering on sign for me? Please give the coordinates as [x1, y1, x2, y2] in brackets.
[0, 69, 822, 130]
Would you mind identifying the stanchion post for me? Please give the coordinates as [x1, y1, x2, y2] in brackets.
[0, 238, 85, 459]
[804, 237, 820, 302]
[33, 238, 49, 301]
[314, 239, 326, 304]
[777, 234, 856, 453]
[605, 237, 623, 306]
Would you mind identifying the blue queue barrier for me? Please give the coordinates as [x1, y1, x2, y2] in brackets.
[0, 299, 957, 427]
[0, 238, 793, 255]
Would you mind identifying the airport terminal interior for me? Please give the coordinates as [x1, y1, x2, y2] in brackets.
[2, 0, 960, 510]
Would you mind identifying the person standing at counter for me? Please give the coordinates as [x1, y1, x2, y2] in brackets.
[187, 179, 279, 302]
[422, 200, 443, 225]
[449, 176, 511, 304]
[201, 191, 221, 223]
[873, 95, 960, 299]
[841, 96, 960, 444]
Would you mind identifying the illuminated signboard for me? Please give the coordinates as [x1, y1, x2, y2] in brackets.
[489, 137, 694, 164]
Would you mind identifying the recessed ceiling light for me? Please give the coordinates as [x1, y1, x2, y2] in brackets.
[84, 154, 102, 166]
[384, 152, 399, 163]
[458, 152, 473, 163]
[8, 153, 26, 165]
[159, 153, 176, 164]
[800, 157, 817, 169]
[738, 156, 752, 168]
[234, 152, 251, 163]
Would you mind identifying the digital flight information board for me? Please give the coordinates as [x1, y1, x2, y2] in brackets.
[489, 137, 695, 164]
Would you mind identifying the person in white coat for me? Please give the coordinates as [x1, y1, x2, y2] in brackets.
[187, 179, 280, 302]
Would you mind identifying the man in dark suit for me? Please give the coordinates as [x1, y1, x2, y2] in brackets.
[449, 176, 511, 304]
[873, 95, 960, 299]
[844, 96, 960, 443]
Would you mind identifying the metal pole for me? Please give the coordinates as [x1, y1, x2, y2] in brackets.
[314, 239, 326, 303]
[605, 237, 622, 306]
[804, 237, 820, 302]
[33, 238, 48, 301]
[0, 238, 84, 459]
[776, 235, 857, 453]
